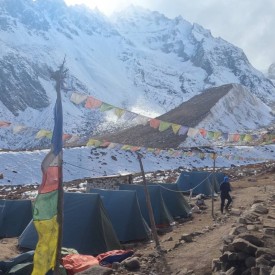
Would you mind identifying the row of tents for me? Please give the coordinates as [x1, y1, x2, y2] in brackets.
[0, 171, 225, 256]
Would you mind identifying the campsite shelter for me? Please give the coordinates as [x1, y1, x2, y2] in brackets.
[89, 188, 151, 243]
[176, 171, 215, 196]
[0, 199, 33, 237]
[147, 183, 191, 219]
[119, 184, 174, 229]
[209, 172, 225, 193]
[19, 192, 121, 255]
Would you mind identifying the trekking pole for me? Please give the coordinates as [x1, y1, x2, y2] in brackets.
[211, 153, 217, 220]
[136, 152, 161, 251]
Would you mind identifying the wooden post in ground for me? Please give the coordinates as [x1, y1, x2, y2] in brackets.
[211, 153, 217, 220]
[52, 59, 67, 275]
[136, 152, 161, 250]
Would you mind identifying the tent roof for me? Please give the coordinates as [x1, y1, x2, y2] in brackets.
[176, 171, 214, 196]
[0, 199, 33, 237]
[90, 189, 151, 242]
[19, 192, 121, 255]
[148, 183, 191, 219]
[119, 184, 174, 228]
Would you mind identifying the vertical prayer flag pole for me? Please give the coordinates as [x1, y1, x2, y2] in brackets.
[211, 152, 217, 220]
[32, 59, 66, 275]
[136, 152, 161, 251]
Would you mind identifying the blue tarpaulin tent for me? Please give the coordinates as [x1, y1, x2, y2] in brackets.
[89, 188, 151, 243]
[119, 184, 174, 229]
[209, 172, 225, 193]
[147, 183, 191, 219]
[0, 199, 33, 237]
[176, 171, 215, 196]
[19, 192, 121, 255]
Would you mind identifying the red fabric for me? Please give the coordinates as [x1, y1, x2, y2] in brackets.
[62, 254, 99, 275]
[149, 119, 160, 129]
[63, 133, 72, 141]
[39, 166, 60, 194]
[85, 97, 102, 109]
[96, 250, 134, 266]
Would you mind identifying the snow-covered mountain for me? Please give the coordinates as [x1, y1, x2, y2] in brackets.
[268, 63, 275, 84]
[0, 0, 274, 150]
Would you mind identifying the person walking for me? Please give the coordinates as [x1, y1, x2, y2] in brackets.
[220, 176, 232, 214]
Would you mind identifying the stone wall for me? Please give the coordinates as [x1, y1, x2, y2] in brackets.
[86, 173, 133, 192]
[212, 196, 275, 275]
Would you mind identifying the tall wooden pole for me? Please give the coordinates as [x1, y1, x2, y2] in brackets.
[136, 152, 161, 250]
[52, 59, 67, 274]
[211, 153, 216, 220]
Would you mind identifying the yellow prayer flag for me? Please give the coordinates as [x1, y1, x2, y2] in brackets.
[171, 124, 181, 134]
[114, 108, 125, 118]
[35, 130, 52, 139]
[32, 216, 59, 275]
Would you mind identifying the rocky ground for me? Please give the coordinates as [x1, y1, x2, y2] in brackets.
[0, 161, 275, 275]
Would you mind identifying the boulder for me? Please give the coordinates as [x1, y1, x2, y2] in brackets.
[256, 255, 271, 267]
[259, 265, 272, 275]
[180, 234, 193, 243]
[232, 238, 258, 255]
[212, 258, 222, 272]
[229, 225, 247, 236]
[222, 235, 234, 245]
[251, 204, 269, 215]
[245, 256, 256, 268]
[122, 257, 140, 271]
[256, 247, 275, 258]
[263, 228, 275, 235]
[238, 233, 264, 247]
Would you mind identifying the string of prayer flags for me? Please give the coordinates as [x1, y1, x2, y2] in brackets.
[68, 91, 275, 146]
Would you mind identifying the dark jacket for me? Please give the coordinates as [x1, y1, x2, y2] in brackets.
[220, 181, 231, 194]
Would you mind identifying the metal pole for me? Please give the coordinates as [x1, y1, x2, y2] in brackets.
[136, 152, 161, 250]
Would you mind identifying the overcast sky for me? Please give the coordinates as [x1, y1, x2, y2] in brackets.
[64, 0, 275, 72]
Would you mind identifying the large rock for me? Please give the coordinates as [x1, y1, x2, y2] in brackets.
[225, 266, 242, 275]
[256, 255, 271, 267]
[180, 234, 193, 243]
[251, 204, 269, 215]
[229, 225, 247, 236]
[220, 252, 238, 262]
[256, 247, 275, 258]
[245, 256, 256, 268]
[238, 233, 264, 247]
[212, 258, 222, 272]
[232, 238, 258, 255]
[122, 257, 140, 271]
[222, 235, 234, 245]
